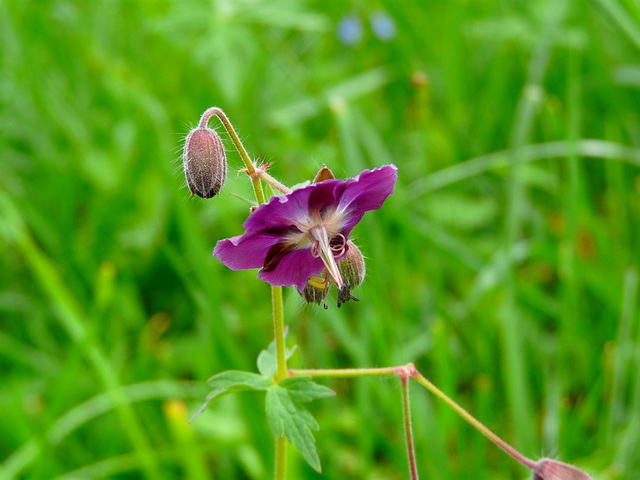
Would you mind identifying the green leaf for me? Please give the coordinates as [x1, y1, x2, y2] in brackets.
[278, 376, 335, 402]
[257, 345, 277, 378]
[257, 339, 298, 378]
[191, 370, 271, 423]
[265, 377, 335, 472]
[207, 370, 271, 390]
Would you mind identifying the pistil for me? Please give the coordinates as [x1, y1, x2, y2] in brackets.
[308, 225, 344, 288]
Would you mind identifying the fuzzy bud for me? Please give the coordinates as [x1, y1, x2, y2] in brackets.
[298, 281, 325, 305]
[183, 126, 227, 198]
[337, 241, 365, 289]
[532, 459, 592, 480]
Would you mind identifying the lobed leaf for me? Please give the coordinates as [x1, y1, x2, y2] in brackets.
[191, 370, 271, 423]
[265, 378, 334, 472]
[207, 370, 271, 390]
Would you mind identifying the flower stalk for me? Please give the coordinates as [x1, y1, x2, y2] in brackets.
[400, 373, 419, 480]
[199, 107, 266, 204]
[203, 107, 290, 478]
[289, 364, 588, 476]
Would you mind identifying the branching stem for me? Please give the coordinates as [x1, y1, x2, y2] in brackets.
[289, 364, 538, 472]
[208, 107, 289, 479]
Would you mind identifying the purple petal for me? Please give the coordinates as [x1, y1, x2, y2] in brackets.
[213, 233, 282, 271]
[242, 165, 397, 236]
[258, 248, 325, 289]
[213, 165, 397, 289]
[338, 165, 398, 232]
[242, 180, 340, 234]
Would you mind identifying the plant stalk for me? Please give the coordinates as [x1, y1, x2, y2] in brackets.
[208, 107, 288, 479]
[272, 286, 287, 381]
[401, 375, 419, 480]
[289, 364, 538, 471]
[201, 107, 266, 204]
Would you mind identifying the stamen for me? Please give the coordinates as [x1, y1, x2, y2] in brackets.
[323, 270, 330, 310]
[310, 240, 321, 258]
[307, 225, 344, 289]
[307, 275, 328, 289]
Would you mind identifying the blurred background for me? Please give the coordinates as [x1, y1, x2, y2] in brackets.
[1, 0, 640, 478]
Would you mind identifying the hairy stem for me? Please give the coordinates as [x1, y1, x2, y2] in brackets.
[289, 366, 400, 378]
[200, 107, 266, 204]
[410, 370, 537, 470]
[401, 374, 419, 480]
[207, 107, 288, 479]
[258, 168, 292, 194]
[272, 286, 287, 381]
[289, 364, 538, 472]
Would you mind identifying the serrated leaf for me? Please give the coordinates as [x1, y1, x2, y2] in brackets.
[191, 370, 271, 423]
[265, 378, 334, 472]
[207, 370, 271, 390]
[257, 339, 298, 377]
[279, 376, 335, 402]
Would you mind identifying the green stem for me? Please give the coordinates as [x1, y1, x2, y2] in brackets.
[410, 371, 536, 470]
[290, 366, 399, 378]
[274, 436, 287, 480]
[272, 286, 287, 381]
[201, 107, 266, 204]
[289, 364, 538, 471]
[400, 375, 419, 480]
[260, 169, 292, 194]
[206, 107, 288, 478]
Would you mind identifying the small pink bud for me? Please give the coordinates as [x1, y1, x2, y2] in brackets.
[183, 126, 227, 198]
[532, 459, 592, 480]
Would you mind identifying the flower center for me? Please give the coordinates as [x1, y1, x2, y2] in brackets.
[308, 225, 344, 288]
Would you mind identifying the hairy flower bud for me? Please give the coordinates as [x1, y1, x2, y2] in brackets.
[338, 241, 365, 289]
[183, 126, 227, 198]
[313, 164, 335, 183]
[532, 459, 592, 480]
[299, 280, 325, 305]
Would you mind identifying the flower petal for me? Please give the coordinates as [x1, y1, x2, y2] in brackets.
[337, 165, 397, 233]
[258, 248, 325, 290]
[242, 180, 340, 234]
[212, 165, 397, 290]
[213, 233, 282, 271]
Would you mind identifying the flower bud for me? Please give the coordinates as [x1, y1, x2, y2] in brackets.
[313, 165, 335, 183]
[337, 241, 365, 289]
[532, 459, 592, 480]
[298, 281, 325, 305]
[183, 126, 227, 198]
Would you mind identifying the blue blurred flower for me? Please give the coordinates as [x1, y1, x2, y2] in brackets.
[370, 10, 396, 42]
[337, 13, 363, 46]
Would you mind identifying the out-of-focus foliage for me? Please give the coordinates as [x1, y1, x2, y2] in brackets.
[1, 0, 640, 478]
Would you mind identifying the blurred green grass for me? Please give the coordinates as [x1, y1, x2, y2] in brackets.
[1, 0, 640, 478]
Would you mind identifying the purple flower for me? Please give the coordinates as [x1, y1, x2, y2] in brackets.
[213, 165, 397, 291]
